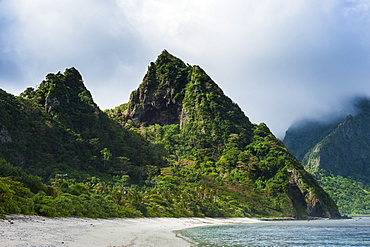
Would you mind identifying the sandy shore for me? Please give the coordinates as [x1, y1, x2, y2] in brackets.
[0, 215, 260, 247]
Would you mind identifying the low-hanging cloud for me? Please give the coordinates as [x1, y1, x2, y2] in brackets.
[1, 0, 370, 137]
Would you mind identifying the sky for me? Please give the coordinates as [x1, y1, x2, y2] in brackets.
[1, 0, 370, 138]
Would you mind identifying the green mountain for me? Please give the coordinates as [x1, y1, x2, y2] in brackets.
[0, 51, 340, 218]
[283, 119, 344, 161]
[1, 68, 163, 182]
[284, 98, 370, 215]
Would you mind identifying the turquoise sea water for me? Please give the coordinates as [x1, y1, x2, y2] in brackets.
[178, 217, 370, 246]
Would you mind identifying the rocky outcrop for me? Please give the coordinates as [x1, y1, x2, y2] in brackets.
[302, 99, 370, 180]
[125, 50, 188, 126]
[40, 67, 96, 116]
[0, 125, 12, 144]
[288, 169, 341, 218]
[126, 84, 184, 126]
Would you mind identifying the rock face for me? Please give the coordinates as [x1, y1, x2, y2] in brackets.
[126, 50, 188, 126]
[0, 126, 12, 144]
[287, 169, 340, 218]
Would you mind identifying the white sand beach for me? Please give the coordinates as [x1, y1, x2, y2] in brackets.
[0, 215, 260, 247]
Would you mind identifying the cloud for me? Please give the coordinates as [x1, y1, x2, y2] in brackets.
[0, 0, 148, 102]
[1, 0, 370, 137]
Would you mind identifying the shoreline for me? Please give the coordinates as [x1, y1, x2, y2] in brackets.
[0, 215, 260, 247]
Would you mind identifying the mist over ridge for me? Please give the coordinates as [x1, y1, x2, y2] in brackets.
[285, 95, 369, 133]
[283, 94, 370, 216]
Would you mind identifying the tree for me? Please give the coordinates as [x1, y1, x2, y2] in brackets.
[100, 148, 112, 168]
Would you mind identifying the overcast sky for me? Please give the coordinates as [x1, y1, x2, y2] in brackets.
[1, 0, 370, 137]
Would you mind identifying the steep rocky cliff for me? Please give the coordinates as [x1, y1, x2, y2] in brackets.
[283, 98, 370, 215]
[294, 99, 370, 181]
[125, 50, 188, 126]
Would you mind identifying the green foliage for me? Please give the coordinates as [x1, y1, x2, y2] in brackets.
[0, 177, 34, 216]
[180, 65, 253, 154]
[0, 158, 45, 193]
[0, 68, 164, 184]
[0, 51, 340, 218]
[318, 174, 370, 216]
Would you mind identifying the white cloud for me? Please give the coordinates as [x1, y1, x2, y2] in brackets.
[0, 0, 149, 105]
[1, 0, 370, 137]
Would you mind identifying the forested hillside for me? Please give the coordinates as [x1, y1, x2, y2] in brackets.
[284, 119, 343, 161]
[284, 98, 370, 215]
[0, 51, 340, 219]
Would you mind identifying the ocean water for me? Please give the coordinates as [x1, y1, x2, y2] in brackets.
[178, 217, 370, 246]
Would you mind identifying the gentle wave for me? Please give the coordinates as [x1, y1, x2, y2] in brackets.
[178, 217, 370, 246]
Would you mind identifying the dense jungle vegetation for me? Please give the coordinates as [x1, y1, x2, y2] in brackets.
[0, 51, 340, 218]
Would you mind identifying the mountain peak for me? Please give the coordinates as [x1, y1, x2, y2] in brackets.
[124, 51, 250, 133]
[125, 52, 189, 126]
[62, 67, 85, 90]
[354, 97, 370, 114]
[156, 49, 175, 63]
[20, 68, 99, 132]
